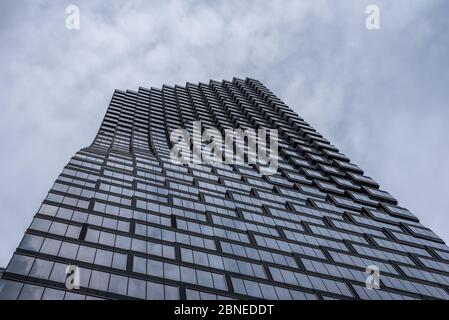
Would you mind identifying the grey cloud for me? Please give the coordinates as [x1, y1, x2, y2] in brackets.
[0, 0, 448, 266]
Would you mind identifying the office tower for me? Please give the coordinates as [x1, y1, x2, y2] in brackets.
[1, 77, 449, 300]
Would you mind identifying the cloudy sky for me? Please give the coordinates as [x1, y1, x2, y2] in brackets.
[0, 0, 448, 267]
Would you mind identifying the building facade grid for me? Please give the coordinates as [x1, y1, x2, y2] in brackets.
[1, 77, 449, 300]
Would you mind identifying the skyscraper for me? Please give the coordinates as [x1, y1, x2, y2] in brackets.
[1, 77, 448, 300]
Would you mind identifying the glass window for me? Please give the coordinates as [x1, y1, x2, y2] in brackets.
[280, 269, 297, 285]
[29, 259, 54, 280]
[49, 222, 68, 236]
[66, 225, 81, 239]
[88, 214, 103, 226]
[181, 248, 194, 263]
[108, 274, 128, 296]
[133, 256, 147, 274]
[94, 201, 106, 213]
[77, 246, 96, 264]
[103, 217, 118, 230]
[260, 283, 278, 299]
[47, 193, 64, 203]
[146, 259, 163, 278]
[112, 252, 127, 270]
[147, 242, 162, 257]
[85, 229, 100, 243]
[19, 234, 44, 252]
[89, 270, 110, 292]
[164, 263, 180, 281]
[180, 266, 197, 285]
[237, 261, 254, 276]
[128, 277, 146, 299]
[64, 292, 86, 300]
[86, 295, 104, 300]
[56, 207, 74, 220]
[196, 270, 213, 288]
[147, 226, 162, 240]
[177, 233, 189, 244]
[30, 218, 51, 232]
[42, 288, 65, 300]
[185, 288, 201, 300]
[231, 277, 246, 295]
[147, 281, 164, 300]
[252, 265, 266, 278]
[223, 258, 238, 273]
[39, 204, 58, 216]
[0, 280, 24, 300]
[212, 273, 227, 291]
[78, 267, 92, 288]
[118, 220, 130, 231]
[94, 249, 113, 267]
[132, 238, 146, 253]
[164, 285, 179, 300]
[209, 255, 224, 270]
[105, 204, 120, 215]
[244, 279, 262, 298]
[193, 251, 208, 266]
[49, 262, 67, 283]
[99, 232, 115, 247]
[274, 287, 291, 300]
[72, 211, 88, 223]
[135, 223, 147, 236]
[116, 235, 131, 250]
[162, 229, 176, 242]
[7, 254, 34, 276]
[18, 284, 44, 300]
[58, 242, 79, 260]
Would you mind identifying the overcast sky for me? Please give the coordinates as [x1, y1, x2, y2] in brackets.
[0, 0, 448, 267]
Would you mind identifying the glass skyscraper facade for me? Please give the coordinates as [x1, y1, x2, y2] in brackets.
[1, 77, 449, 300]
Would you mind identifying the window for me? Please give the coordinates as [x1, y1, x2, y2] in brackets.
[58, 242, 79, 259]
[64, 292, 86, 300]
[7, 254, 34, 276]
[18, 284, 44, 300]
[19, 234, 44, 252]
[112, 252, 128, 270]
[181, 247, 266, 279]
[94, 249, 113, 267]
[196, 269, 213, 288]
[164, 263, 181, 281]
[0, 280, 23, 300]
[231, 276, 316, 300]
[38, 204, 59, 216]
[85, 229, 100, 243]
[89, 270, 110, 292]
[147, 282, 164, 300]
[77, 246, 96, 264]
[128, 278, 146, 299]
[30, 218, 51, 232]
[42, 288, 66, 300]
[49, 262, 69, 283]
[108, 274, 128, 296]
[134, 256, 227, 291]
[29, 259, 54, 280]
